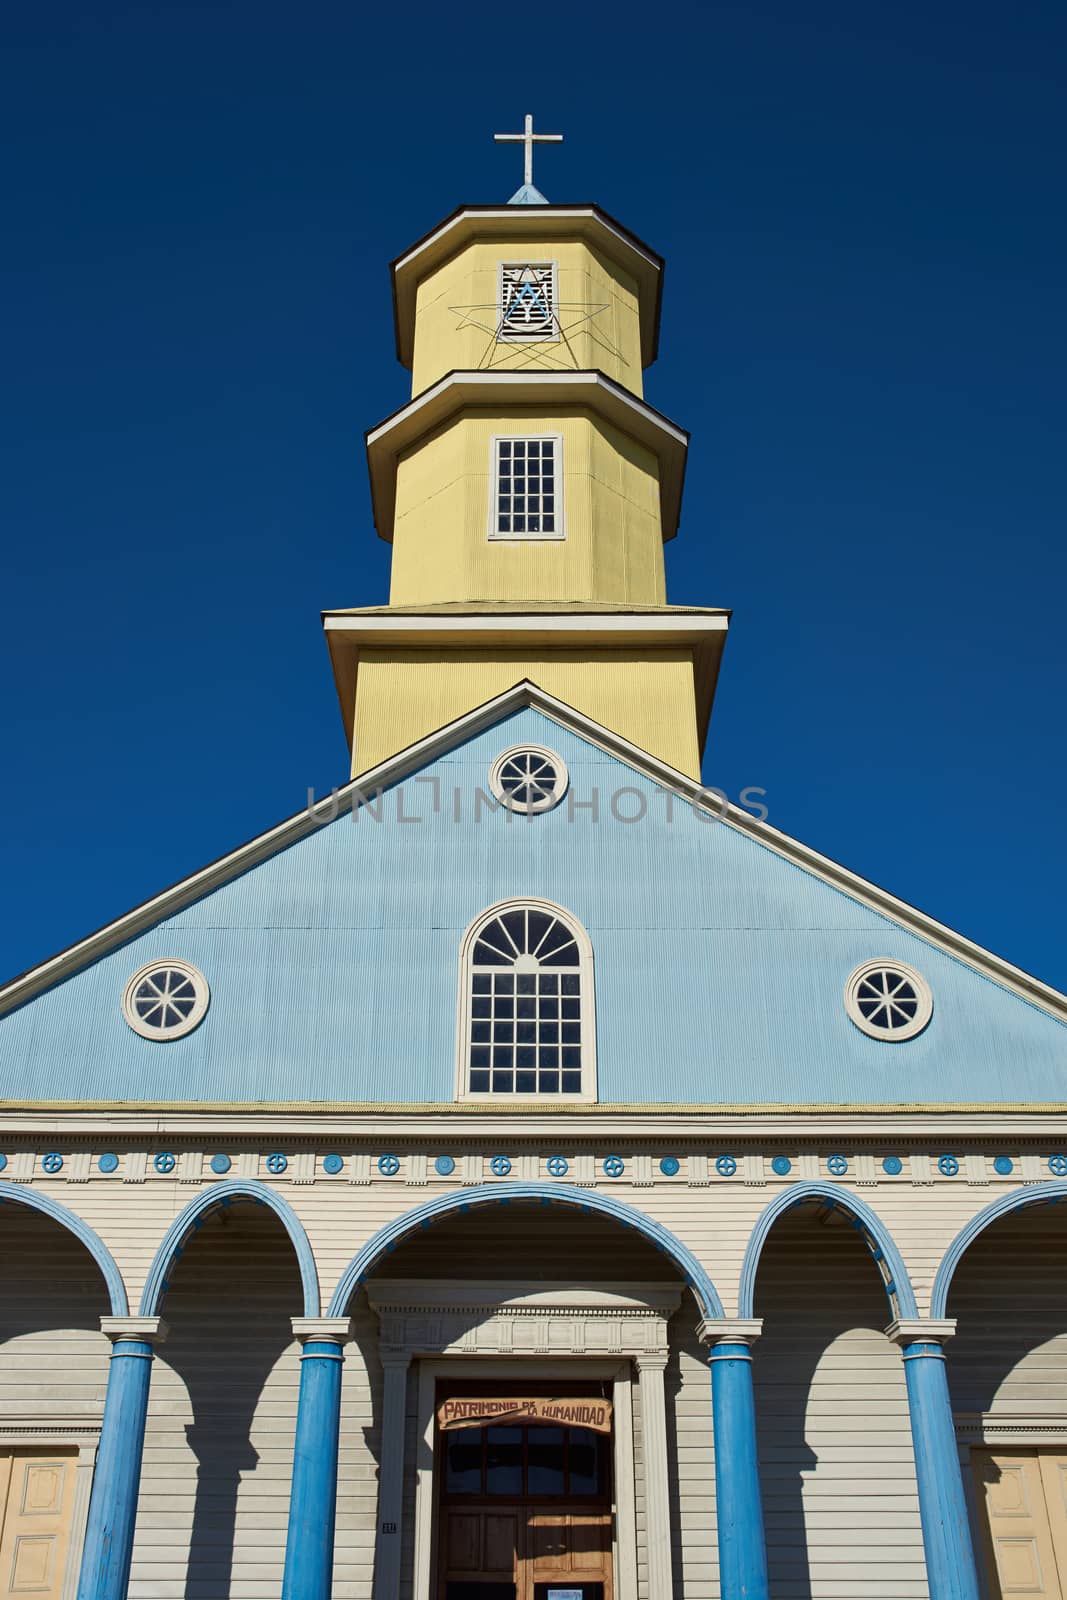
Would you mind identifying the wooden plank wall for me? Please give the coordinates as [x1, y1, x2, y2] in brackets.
[753, 1206, 927, 1600]
[127, 1206, 303, 1600]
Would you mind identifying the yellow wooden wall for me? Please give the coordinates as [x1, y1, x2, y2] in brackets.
[409, 239, 644, 397]
[351, 649, 702, 778]
[389, 409, 666, 608]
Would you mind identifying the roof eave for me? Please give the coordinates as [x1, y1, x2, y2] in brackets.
[363, 368, 688, 543]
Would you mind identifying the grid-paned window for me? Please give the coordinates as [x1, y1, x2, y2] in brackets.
[492, 437, 561, 539]
[466, 906, 586, 1096]
[500, 262, 556, 340]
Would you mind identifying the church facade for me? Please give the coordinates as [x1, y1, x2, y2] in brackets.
[2, 139, 1067, 1600]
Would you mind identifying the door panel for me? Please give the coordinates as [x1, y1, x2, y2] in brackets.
[0, 1451, 76, 1600]
[974, 1452, 1063, 1600]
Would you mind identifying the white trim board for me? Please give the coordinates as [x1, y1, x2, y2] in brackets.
[1, 679, 1065, 1027]
[322, 612, 727, 637]
[4, 1109, 1067, 1135]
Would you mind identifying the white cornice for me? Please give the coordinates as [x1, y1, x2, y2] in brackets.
[322, 612, 727, 637]
[2, 679, 1065, 1028]
[3, 1110, 1067, 1137]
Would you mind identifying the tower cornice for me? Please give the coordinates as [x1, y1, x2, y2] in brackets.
[364, 368, 689, 543]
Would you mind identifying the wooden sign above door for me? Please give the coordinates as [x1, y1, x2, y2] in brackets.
[437, 1397, 613, 1434]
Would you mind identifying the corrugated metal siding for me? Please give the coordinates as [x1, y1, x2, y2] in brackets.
[128, 1204, 303, 1600]
[753, 1207, 927, 1600]
[5, 710, 1063, 1105]
[947, 1204, 1067, 1418]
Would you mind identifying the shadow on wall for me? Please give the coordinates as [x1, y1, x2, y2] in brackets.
[135, 1203, 304, 1600]
[752, 1203, 922, 1600]
[0, 1204, 112, 1405]
[947, 1201, 1067, 1419]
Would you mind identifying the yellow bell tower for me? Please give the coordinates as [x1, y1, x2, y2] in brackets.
[324, 119, 729, 780]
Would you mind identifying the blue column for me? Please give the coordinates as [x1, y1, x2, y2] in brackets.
[281, 1321, 351, 1600]
[709, 1328, 770, 1600]
[77, 1320, 166, 1600]
[896, 1331, 981, 1600]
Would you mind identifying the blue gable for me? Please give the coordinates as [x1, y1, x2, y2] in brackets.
[2, 705, 1064, 1104]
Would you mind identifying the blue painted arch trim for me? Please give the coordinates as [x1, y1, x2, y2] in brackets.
[138, 1180, 319, 1316]
[0, 1180, 128, 1315]
[738, 1182, 917, 1319]
[931, 1181, 1067, 1319]
[327, 1182, 725, 1319]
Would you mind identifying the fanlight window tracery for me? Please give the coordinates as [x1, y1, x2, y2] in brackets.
[461, 904, 593, 1099]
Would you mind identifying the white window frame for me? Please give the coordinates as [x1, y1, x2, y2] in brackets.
[122, 959, 210, 1041]
[455, 897, 597, 1103]
[844, 959, 933, 1041]
[488, 745, 569, 815]
[498, 260, 559, 343]
[488, 434, 565, 542]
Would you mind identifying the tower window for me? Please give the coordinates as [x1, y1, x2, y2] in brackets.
[499, 262, 557, 341]
[490, 436, 563, 540]
[457, 901, 596, 1100]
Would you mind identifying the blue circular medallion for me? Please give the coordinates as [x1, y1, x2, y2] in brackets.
[210, 1154, 231, 1175]
[716, 1154, 737, 1177]
[938, 1154, 960, 1177]
[266, 1152, 288, 1175]
[546, 1155, 569, 1178]
[490, 1155, 512, 1177]
[659, 1156, 680, 1177]
[993, 1155, 1014, 1176]
[603, 1155, 625, 1178]
[771, 1156, 792, 1176]
[98, 1153, 119, 1174]
[0, 1154, 8, 1172]
[882, 1155, 903, 1176]
[41, 1152, 64, 1174]
[434, 1155, 456, 1177]
[1049, 1154, 1067, 1177]
[378, 1153, 400, 1177]
[323, 1154, 344, 1175]
[827, 1154, 848, 1176]
[153, 1152, 176, 1174]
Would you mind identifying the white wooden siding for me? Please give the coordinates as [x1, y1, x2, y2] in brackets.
[753, 1207, 928, 1600]
[947, 1203, 1067, 1420]
[6, 1157, 1067, 1600]
[127, 1204, 303, 1600]
[0, 1204, 111, 1415]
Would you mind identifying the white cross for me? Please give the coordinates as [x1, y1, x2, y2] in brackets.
[494, 113, 563, 189]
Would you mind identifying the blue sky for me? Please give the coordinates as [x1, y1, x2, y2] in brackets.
[1, 0, 1064, 992]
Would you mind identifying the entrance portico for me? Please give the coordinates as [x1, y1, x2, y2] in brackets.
[365, 1280, 681, 1600]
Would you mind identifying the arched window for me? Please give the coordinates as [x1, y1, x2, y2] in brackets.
[456, 900, 596, 1101]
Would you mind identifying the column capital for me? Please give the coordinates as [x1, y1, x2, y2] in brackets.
[632, 1350, 669, 1373]
[885, 1318, 957, 1347]
[380, 1348, 414, 1370]
[697, 1318, 763, 1347]
[100, 1315, 169, 1346]
[291, 1316, 354, 1345]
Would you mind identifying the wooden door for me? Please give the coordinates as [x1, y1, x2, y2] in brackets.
[437, 1421, 613, 1600]
[0, 1450, 77, 1600]
[972, 1451, 1067, 1600]
[527, 1510, 612, 1600]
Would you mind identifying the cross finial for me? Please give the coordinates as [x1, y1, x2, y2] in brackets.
[494, 113, 562, 203]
